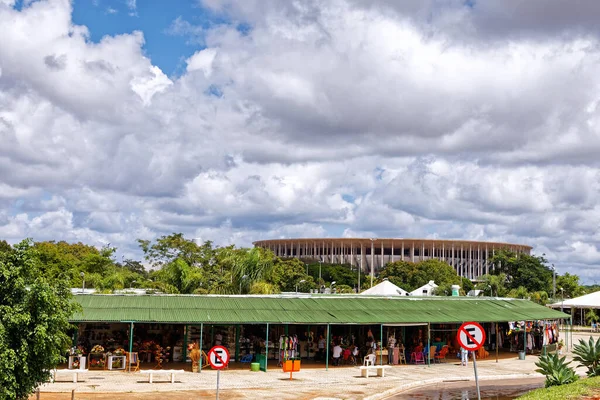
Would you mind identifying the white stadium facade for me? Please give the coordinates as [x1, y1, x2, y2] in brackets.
[253, 238, 531, 281]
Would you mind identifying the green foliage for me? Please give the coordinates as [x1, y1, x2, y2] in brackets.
[534, 353, 579, 388]
[270, 258, 315, 292]
[586, 309, 598, 325]
[572, 336, 600, 377]
[379, 259, 461, 292]
[476, 273, 508, 297]
[491, 250, 552, 293]
[556, 273, 586, 299]
[0, 240, 80, 400]
[517, 375, 600, 400]
[306, 263, 363, 288]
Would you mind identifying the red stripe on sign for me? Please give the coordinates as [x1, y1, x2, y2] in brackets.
[459, 326, 482, 348]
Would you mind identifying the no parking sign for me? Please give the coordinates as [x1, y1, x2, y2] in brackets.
[208, 345, 230, 400]
[457, 322, 486, 400]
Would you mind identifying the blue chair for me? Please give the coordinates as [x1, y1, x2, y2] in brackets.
[240, 354, 253, 363]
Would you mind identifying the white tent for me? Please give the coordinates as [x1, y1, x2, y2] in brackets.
[410, 280, 438, 296]
[360, 280, 409, 296]
[549, 290, 600, 309]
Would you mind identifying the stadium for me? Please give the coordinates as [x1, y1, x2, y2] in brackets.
[253, 238, 531, 281]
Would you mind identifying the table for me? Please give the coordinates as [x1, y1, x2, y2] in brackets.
[108, 355, 126, 370]
[375, 349, 388, 364]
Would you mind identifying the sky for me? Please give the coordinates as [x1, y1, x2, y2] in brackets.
[1, 0, 600, 283]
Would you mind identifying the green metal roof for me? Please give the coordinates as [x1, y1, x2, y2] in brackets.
[71, 295, 569, 325]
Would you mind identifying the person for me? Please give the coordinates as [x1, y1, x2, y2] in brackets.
[215, 332, 223, 346]
[332, 343, 343, 366]
[317, 335, 326, 361]
[460, 347, 469, 367]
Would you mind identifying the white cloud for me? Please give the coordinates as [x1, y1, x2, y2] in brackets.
[1, 0, 600, 282]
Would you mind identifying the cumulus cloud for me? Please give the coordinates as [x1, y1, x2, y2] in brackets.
[1, 0, 600, 282]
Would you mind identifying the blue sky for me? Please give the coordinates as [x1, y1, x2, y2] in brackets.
[71, 0, 212, 75]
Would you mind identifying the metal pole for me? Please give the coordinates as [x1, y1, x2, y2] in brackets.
[495, 323, 499, 363]
[319, 261, 322, 283]
[380, 324, 383, 365]
[183, 325, 188, 364]
[128, 322, 134, 372]
[523, 322, 526, 359]
[216, 369, 220, 400]
[427, 322, 430, 367]
[473, 351, 481, 400]
[199, 323, 204, 373]
[265, 323, 269, 372]
[326, 324, 330, 371]
[235, 325, 240, 362]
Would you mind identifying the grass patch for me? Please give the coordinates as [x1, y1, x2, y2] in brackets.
[518, 376, 600, 399]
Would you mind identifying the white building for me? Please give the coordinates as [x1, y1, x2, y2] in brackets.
[360, 280, 409, 296]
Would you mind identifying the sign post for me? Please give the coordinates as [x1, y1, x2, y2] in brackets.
[457, 322, 486, 400]
[208, 345, 230, 400]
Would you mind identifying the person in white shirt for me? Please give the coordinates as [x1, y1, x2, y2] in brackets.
[317, 335, 326, 361]
[332, 343, 343, 366]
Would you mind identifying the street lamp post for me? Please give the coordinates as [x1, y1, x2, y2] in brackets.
[560, 287, 564, 313]
[552, 264, 556, 300]
[130, 280, 136, 290]
[240, 275, 248, 294]
[80, 272, 85, 294]
[296, 279, 306, 293]
[318, 257, 323, 283]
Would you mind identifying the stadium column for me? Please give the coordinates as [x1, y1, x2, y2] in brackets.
[341, 241, 344, 264]
[391, 241, 394, 264]
[451, 244, 455, 271]
[370, 240, 375, 287]
[469, 244, 473, 280]
[351, 242, 354, 268]
[422, 242, 425, 262]
[381, 241, 384, 269]
[314, 242, 317, 260]
[401, 241, 404, 261]
[322, 241, 325, 262]
[442, 242, 444, 263]
[486, 246, 489, 275]
[460, 244, 464, 277]
[432, 242, 435, 260]
[360, 242, 365, 279]
[331, 241, 335, 263]
[411, 242, 415, 262]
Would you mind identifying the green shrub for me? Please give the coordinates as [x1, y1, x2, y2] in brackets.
[572, 336, 600, 377]
[535, 353, 579, 388]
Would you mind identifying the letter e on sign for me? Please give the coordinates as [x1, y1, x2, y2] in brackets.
[457, 322, 486, 351]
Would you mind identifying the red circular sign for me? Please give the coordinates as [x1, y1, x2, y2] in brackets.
[207, 345, 230, 370]
[457, 321, 486, 351]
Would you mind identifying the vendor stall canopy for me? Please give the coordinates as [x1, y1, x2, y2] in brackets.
[71, 295, 569, 325]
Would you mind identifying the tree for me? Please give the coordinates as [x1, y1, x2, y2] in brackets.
[379, 259, 461, 292]
[270, 258, 315, 292]
[476, 273, 509, 297]
[0, 240, 79, 399]
[491, 250, 552, 293]
[556, 273, 585, 299]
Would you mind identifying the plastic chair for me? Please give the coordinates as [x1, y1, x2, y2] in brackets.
[398, 346, 407, 364]
[411, 352, 425, 364]
[428, 346, 437, 364]
[127, 352, 139, 372]
[434, 346, 449, 363]
[363, 354, 376, 366]
[240, 354, 253, 363]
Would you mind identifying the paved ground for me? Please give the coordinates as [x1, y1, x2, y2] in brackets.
[34, 332, 597, 400]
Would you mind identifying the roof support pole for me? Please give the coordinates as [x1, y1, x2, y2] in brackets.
[183, 324, 188, 363]
[427, 322, 431, 367]
[495, 323, 499, 363]
[380, 324, 383, 365]
[307, 325, 311, 359]
[265, 323, 269, 372]
[326, 324, 330, 371]
[128, 322, 134, 372]
[199, 323, 204, 373]
[235, 325, 240, 363]
[523, 322, 526, 359]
